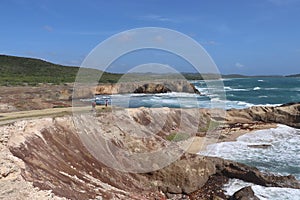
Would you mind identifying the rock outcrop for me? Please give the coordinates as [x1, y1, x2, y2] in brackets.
[134, 83, 171, 93]
[227, 102, 300, 128]
[229, 186, 259, 200]
[210, 157, 300, 189]
[2, 104, 299, 199]
[94, 80, 200, 95]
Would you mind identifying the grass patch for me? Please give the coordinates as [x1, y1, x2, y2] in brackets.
[198, 117, 222, 132]
[166, 132, 190, 142]
[95, 106, 112, 115]
[208, 120, 222, 130]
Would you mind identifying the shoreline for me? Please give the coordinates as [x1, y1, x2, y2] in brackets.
[0, 103, 299, 199]
[180, 122, 278, 154]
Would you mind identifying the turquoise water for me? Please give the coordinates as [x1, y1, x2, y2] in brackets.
[104, 77, 300, 109]
[195, 77, 300, 106]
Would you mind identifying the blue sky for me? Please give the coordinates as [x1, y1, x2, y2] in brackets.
[1, 0, 300, 75]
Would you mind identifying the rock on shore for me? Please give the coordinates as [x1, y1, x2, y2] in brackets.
[226, 102, 300, 128]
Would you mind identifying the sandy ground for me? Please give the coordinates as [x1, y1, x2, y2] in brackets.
[183, 123, 277, 154]
[0, 106, 111, 125]
[0, 107, 278, 200]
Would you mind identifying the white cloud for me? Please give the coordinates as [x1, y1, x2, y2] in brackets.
[138, 14, 178, 23]
[235, 62, 244, 68]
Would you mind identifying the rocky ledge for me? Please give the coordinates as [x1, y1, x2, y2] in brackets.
[3, 117, 299, 200]
[226, 102, 300, 128]
[0, 103, 299, 199]
[93, 80, 200, 95]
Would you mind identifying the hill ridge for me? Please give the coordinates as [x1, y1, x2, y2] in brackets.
[1, 54, 299, 85]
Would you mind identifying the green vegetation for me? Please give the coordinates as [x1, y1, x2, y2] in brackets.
[0, 55, 78, 85]
[166, 132, 190, 142]
[96, 106, 112, 114]
[198, 117, 222, 132]
[0, 55, 122, 85]
[1, 54, 298, 86]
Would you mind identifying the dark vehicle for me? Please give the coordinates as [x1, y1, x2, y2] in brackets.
[94, 96, 111, 105]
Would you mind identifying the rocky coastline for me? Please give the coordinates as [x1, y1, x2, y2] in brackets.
[0, 103, 299, 199]
[0, 80, 199, 113]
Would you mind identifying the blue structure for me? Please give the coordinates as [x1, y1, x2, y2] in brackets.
[94, 96, 111, 105]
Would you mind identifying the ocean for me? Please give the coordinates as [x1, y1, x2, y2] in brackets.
[96, 77, 300, 199]
[199, 125, 300, 199]
[105, 77, 300, 109]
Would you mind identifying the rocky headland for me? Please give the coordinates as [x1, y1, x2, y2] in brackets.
[0, 80, 199, 113]
[0, 102, 299, 199]
[92, 80, 200, 95]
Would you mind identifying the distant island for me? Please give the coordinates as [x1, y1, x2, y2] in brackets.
[0, 54, 299, 86]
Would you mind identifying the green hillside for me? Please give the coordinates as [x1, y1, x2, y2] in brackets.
[1, 55, 298, 86]
[0, 55, 122, 85]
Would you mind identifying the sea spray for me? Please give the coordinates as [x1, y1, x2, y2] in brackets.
[199, 125, 300, 199]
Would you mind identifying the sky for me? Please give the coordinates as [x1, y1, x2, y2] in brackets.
[1, 0, 300, 75]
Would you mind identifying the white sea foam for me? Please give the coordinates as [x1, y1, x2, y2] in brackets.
[224, 86, 248, 91]
[264, 87, 279, 90]
[93, 91, 284, 110]
[253, 103, 282, 107]
[290, 87, 300, 92]
[200, 125, 300, 199]
[253, 87, 261, 90]
[258, 79, 264, 82]
[153, 92, 199, 98]
[222, 78, 234, 81]
[223, 179, 300, 200]
[200, 125, 300, 177]
[195, 86, 225, 95]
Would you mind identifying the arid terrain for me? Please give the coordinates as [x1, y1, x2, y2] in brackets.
[0, 84, 299, 200]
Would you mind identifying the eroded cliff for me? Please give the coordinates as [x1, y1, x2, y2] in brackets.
[1, 103, 300, 199]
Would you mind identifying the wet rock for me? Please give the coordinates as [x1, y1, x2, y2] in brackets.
[247, 144, 272, 149]
[229, 186, 259, 200]
[210, 157, 300, 189]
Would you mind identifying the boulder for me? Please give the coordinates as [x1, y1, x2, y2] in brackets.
[134, 83, 171, 94]
[229, 186, 259, 200]
[144, 154, 216, 194]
